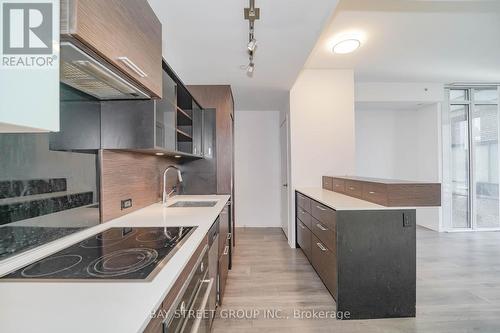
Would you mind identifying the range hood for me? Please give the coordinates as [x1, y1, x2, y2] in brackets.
[60, 42, 149, 100]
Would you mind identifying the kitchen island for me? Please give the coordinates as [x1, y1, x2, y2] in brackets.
[0, 194, 230, 333]
[296, 188, 416, 320]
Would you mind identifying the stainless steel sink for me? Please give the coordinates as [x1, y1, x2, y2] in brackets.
[167, 201, 218, 208]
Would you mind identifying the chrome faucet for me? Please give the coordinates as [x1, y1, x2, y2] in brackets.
[162, 165, 183, 204]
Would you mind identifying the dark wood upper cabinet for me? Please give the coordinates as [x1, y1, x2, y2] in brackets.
[61, 0, 163, 98]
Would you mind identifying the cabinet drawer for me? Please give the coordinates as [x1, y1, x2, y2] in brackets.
[362, 183, 388, 206]
[332, 178, 346, 193]
[311, 218, 336, 252]
[345, 180, 363, 198]
[218, 238, 230, 305]
[296, 192, 311, 212]
[311, 234, 337, 298]
[297, 206, 312, 229]
[311, 202, 336, 230]
[297, 220, 312, 260]
[322, 176, 333, 191]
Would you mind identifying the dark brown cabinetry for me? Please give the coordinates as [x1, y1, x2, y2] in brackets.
[311, 233, 337, 297]
[296, 192, 337, 298]
[187, 85, 236, 247]
[296, 220, 311, 259]
[61, 0, 162, 98]
[217, 203, 231, 305]
[324, 176, 441, 207]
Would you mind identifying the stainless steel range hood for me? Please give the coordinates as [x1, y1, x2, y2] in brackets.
[60, 42, 149, 100]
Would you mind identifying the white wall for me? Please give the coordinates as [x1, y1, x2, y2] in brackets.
[234, 110, 281, 227]
[355, 104, 441, 181]
[355, 103, 442, 231]
[289, 69, 356, 246]
[356, 82, 444, 103]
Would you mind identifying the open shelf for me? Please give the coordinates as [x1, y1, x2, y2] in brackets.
[176, 108, 192, 126]
[176, 128, 193, 142]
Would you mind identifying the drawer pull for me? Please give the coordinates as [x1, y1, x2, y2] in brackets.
[368, 191, 376, 194]
[335, 184, 342, 187]
[227, 233, 231, 240]
[316, 205, 327, 211]
[316, 223, 328, 231]
[316, 243, 327, 252]
[117, 56, 148, 78]
[223, 245, 229, 256]
[299, 223, 306, 230]
[348, 187, 355, 190]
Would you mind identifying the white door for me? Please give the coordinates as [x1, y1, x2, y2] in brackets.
[280, 117, 289, 239]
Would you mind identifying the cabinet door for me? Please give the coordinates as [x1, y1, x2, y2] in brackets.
[192, 103, 203, 156]
[297, 220, 311, 260]
[219, 205, 229, 256]
[155, 71, 177, 151]
[67, 0, 162, 97]
[311, 234, 337, 298]
[202, 109, 216, 159]
[218, 238, 230, 305]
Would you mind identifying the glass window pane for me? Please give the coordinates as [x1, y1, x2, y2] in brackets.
[474, 89, 498, 104]
[472, 104, 500, 228]
[449, 89, 468, 102]
[450, 104, 470, 228]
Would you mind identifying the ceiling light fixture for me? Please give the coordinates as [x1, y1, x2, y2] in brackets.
[244, 0, 260, 76]
[332, 39, 361, 54]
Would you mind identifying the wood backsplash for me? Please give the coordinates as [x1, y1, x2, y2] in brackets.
[100, 150, 179, 222]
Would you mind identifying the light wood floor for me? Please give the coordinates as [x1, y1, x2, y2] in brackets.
[212, 227, 500, 333]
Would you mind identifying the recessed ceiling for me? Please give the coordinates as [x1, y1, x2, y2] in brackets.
[305, 0, 500, 84]
[148, 0, 339, 110]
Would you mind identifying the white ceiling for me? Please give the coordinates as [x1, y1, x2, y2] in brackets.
[148, 0, 339, 111]
[305, 0, 500, 84]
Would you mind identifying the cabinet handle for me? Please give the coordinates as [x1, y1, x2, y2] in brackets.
[368, 191, 376, 194]
[117, 56, 148, 78]
[223, 245, 229, 255]
[348, 187, 355, 190]
[316, 243, 327, 252]
[316, 223, 328, 231]
[299, 223, 305, 229]
[227, 233, 231, 240]
[316, 205, 327, 211]
[335, 184, 342, 187]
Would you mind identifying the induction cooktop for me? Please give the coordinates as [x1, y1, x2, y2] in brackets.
[1, 226, 196, 281]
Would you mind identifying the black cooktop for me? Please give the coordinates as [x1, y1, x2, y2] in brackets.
[1, 227, 196, 281]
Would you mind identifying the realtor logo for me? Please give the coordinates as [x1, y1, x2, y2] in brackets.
[2, 2, 53, 54]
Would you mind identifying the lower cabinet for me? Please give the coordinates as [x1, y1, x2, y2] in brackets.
[296, 219, 311, 260]
[311, 234, 337, 297]
[296, 192, 337, 301]
[218, 237, 230, 305]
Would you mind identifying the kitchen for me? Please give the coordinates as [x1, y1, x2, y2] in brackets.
[1, 1, 500, 333]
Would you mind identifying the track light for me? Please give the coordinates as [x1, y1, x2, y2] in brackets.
[247, 38, 257, 52]
[247, 62, 255, 74]
[244, 0, 260, 77]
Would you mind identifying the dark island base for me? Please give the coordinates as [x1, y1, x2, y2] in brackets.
[295, 190, 416, 320]
[334, 210, 416, 319]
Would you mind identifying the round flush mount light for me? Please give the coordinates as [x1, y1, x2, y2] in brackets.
[332, 39, 361, 54]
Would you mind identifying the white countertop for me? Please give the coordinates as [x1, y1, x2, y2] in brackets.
[296, 188, 414, 211]
[0, 194, 230, 333]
